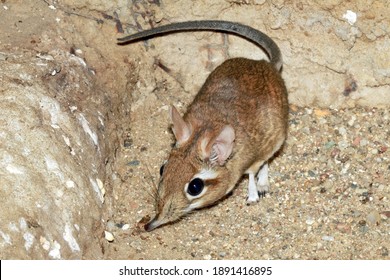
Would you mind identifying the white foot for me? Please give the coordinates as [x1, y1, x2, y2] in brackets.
[257, 163, 270, 197]
[246, 172, 259, 204]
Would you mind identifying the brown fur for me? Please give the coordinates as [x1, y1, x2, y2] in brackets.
[145, 58, 288, 231]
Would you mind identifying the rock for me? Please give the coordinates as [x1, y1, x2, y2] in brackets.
[121, 224, 131, 230]
[306, 217, 315, 225]
[350, 182, 359, 189]
[104, 231, 115, 242]
[347, 116, 357, 126]
[314, 108, 331, 117]
[336, 223, 351, 233]
[359, 139, 369, 146]
[337, 127, 347, 136]
[366, 210, 381, 226]
[379, 247, 389, 257]
[359, 225, 369, 234]
[338, 140, 349, 150]
[380, 211, 390, 218]
[322, 235, 334, 242]
[0, 54, 106, 259]
[127, 160, 140, 166]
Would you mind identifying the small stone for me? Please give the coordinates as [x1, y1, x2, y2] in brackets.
[337, 127, 347, 136]
[325, 141, 336, 149]
[370, 148, 378, 155]
[322, 235, 334, 241]
[359, 225, 369, 233]
[380, 211, 390, 218]
[358, 220, 366, 226]
[359, 139, 369, 146]
[336, 223, 351, 233]
[140, 146, 147, 152]
[378, 146, 388, 154]
[347, 116, 356, 126]
[366, 210, 381, 226]
[97, 178, 105, 197]
[219, 252, 226, 258]
[203, 254, 212, 260]
[123, 138, 133, 148]
[338, 140, 349, 150]
[121, 224, 130, 230]
[127, 160, 140, 166]
[40, 236, 50, 251]
[330, 148, 341, 158]
[130, 240, 142, 252]
[355, 188, 368, 195]
[350, 182, 358, 189]
[352, 210, 362, 218]
[306, 217, 315, 225]
[352, 136, 361, 146]
[104, 231, 114, 242]
[380, 247, 389, 257]
[65, 180, 76, 189]
[302, 127, 311, 135]
[305, 108, 313, 114]
[314, 108, 331, 117]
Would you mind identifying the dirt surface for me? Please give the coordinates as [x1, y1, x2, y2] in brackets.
[104, 103, 390, 260]
[1, 0, 389, 260]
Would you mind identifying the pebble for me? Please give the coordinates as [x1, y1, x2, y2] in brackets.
[352, 210, 362, 217]
[121, 224, 130, 230]
[127, 160, 140, 166]
[322, 235, 334, 242]
[355, 188, 368, 195]
[104, 231, 114, 242]
[97, 178, 106, 202]
[130, 240, 142, 252]
[366, 210, 381, 226]
[337, 127, 347, 136]
[336, 223, 351, 233]
[302, 127, 311, 135]
[350, 182, 358, 189]
[325, 141, 336, 149]
[380, 247, 389, 257]
[347, 116, 356, 126]
[359, 139, 369, 146]
[306, 217, 315, 225]
[380, 211, 390, 218]
[314, 108, 331, 117]
[123, 138, 133, 148]
[338, 140, 349, 150]
[370, 148, 378, 155]
[359, 225, 369, 233]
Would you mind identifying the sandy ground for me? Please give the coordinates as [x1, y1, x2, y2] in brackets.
[103, 102, 390, 260]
